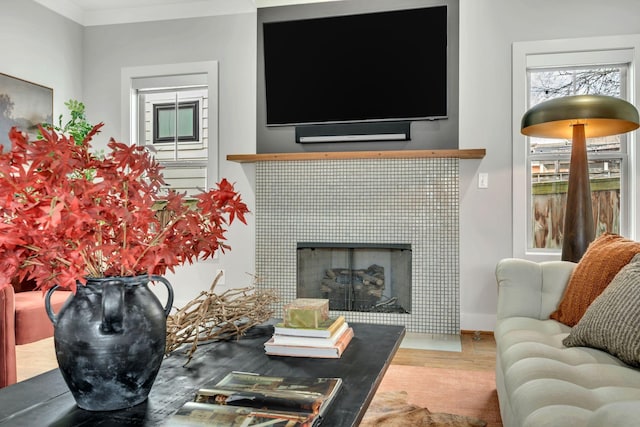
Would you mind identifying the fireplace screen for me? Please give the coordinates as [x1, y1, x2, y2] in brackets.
[296, 243, 411, 313]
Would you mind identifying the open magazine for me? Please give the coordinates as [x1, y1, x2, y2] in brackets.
[167, 371, 342, 426]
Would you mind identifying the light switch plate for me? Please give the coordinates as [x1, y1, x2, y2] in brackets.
[478, 173, 488, 189]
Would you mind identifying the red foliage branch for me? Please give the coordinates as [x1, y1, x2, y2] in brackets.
[0, 124, 248, 292]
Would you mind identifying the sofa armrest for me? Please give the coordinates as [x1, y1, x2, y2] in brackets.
[0, 285, 17, 388]
[495, 258, 576, 321]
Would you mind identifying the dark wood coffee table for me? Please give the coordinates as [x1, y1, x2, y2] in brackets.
[0, 322, 405, 426]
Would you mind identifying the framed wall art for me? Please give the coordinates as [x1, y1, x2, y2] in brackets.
[0, 72, 53, 148]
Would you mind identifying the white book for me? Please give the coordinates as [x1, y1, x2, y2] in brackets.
[265, 327, 354, 359]
[272, 322, 349, 348]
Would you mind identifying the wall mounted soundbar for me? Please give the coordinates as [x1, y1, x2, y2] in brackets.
[295, 121, 411, 143]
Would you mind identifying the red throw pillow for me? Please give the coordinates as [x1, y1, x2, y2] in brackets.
[550, 233, 640, 326]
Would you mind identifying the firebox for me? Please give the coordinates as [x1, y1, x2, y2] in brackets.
[296, 243, 412, 313]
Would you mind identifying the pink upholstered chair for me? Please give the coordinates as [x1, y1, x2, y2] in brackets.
[0, 281, 71, 388]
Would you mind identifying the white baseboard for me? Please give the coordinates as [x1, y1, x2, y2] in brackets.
[460, 312, 497, 332]
[400, 333, 462, 352]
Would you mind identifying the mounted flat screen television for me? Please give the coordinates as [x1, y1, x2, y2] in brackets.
[262, 6, 448, 127]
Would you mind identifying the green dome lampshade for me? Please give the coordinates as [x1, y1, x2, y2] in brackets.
[521, 94, 640, 139]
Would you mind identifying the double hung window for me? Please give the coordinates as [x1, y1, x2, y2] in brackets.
[512, 37, 640, 259]
[121, 62, 218, 196]
[527, 64, 628, 250]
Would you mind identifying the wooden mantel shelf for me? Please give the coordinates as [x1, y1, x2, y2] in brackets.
[227, 149, 485, 163]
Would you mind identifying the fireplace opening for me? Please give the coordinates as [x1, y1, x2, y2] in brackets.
[296, 243, 411, 313]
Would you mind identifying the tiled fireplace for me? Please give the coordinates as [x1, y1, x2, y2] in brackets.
[254, 157, 460, 334]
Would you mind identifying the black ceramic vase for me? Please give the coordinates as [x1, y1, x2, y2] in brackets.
[45, 275, 174, 411]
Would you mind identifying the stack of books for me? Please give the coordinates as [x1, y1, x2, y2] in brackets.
[264, 314, 354, 358]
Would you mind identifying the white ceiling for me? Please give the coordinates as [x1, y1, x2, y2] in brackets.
[33, 0, 342, 26]
[33, 0, 258, 26]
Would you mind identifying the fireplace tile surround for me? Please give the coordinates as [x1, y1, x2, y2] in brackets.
[254, 156, 461, 334]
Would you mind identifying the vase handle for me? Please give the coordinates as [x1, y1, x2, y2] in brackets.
[101, 279, 125, 334]
[150, 275, 174, 317]
[45, 285, 60, 326]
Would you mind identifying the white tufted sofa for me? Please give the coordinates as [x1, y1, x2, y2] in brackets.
[494, 258, 640, 427]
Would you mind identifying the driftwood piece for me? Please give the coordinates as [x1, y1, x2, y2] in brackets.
[358, 273, 384, 286]
[321, 265, 386, 310]
[367, 288, 384, 298]
[165, 271, 277, 365]
[322, 278, 343, 290]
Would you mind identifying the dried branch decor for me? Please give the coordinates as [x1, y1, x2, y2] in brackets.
[165, 272, 277, 364]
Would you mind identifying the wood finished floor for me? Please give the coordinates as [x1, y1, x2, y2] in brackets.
[393, 331, 497, 371]
[16, 331, 496, 382]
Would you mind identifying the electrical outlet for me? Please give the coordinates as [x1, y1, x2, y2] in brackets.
[478, 173, 489, 189]
[215, 269, 225, 285]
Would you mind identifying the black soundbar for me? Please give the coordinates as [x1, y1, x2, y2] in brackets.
[295, 121, 410, 143]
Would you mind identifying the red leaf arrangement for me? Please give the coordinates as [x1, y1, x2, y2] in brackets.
[0, 125, 249, 293]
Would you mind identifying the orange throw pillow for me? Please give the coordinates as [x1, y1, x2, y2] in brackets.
[550, 233, 640, 326]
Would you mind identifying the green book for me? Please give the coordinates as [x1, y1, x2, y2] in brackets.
[274, 316, 346, 338]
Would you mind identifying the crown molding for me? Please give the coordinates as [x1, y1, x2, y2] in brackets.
[255, 0, 342, 7]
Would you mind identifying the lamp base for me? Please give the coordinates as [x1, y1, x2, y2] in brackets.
[561, 124, 595, 263]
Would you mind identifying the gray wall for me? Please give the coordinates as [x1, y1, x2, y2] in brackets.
[82, 14, 258, 307]
[0, 0, 84, 143]
[458, 0, 640, 329]
[256, 0, 459, 153]
[8, 0, 640, 330]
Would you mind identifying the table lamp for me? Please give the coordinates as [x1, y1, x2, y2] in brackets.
[521, 94, 639, 262]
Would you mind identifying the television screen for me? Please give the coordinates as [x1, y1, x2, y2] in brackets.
[263, 6, 448, 127]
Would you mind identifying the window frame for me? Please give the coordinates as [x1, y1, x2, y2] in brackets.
[120, 61, 219, 191]
[512, 35, 640, 260]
